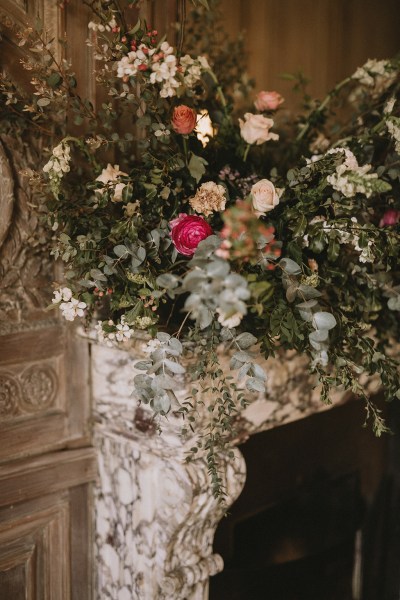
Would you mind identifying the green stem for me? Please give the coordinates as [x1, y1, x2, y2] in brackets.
[182, 136, 189, 166]
[177, 0, 186, 58]
[243, 144, 250, 163]
[207, 69, 228, 112]
[296, 76, 352, 143]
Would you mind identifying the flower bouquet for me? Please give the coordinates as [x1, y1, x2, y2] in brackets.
[2, 0, 400, 494]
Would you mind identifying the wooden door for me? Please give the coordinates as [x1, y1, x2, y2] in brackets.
[0, 2, 97, 598]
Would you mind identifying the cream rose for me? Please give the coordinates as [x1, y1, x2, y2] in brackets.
[239, 113, 279, 145]
[251, 179, 280, 216]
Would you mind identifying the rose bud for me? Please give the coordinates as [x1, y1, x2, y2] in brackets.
[379, 209, 400, 227]
[254, 90, 284, 112]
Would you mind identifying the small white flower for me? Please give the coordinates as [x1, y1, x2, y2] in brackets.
[216, 308, 243, 329]
[95, 163, 128, 202]
[386, 117, 400, 153]
[142, 339, 161, 354]
[59, 298, 87, 321]
[52, 287, 73, 304]
[384, 97, 396, 115]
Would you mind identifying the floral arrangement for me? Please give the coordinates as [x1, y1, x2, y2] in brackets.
[1, 0, 400, 495]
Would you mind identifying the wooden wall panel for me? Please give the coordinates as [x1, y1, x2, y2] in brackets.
[0, 3, 96, 598]
[219, 0, 400, 106]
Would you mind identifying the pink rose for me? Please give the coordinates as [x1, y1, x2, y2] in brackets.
[379, 209, 400, 227]
[238, 113, 279, 145]
[171, 105, 197, 135]
[170, 213, 213, 256]
[254, 91, 284, 112]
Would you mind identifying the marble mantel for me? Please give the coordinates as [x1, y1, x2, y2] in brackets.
[90, 338, 360, 600]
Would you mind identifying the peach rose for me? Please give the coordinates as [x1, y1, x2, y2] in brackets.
[254, 90, 284, 112]
[251, 179, 280, 216]
[239, 113, 279, 145]
[171, 105, 197, 135]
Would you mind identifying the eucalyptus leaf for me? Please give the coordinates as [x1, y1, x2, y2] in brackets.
[156, 273, 179, 289]
[246, 377, 265, 393]
[157, 332, 171, 343]
[135, 360, 153, 370]
[151, 392, 171, 414]
[250, 363, 267, 381]
[163, 358, 186, 374]
[280, 257, 302, 275]
[114, 245, 129, 258]
[235, 332, 257, 349]
[313, 311, 337, 330]
[297, 285, 322, 299]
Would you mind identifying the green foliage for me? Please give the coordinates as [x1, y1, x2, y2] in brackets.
[1, 1, 400, 497]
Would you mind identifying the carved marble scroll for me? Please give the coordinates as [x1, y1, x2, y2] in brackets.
[91, 340, 352, 600]
[92, 343, 246, 600]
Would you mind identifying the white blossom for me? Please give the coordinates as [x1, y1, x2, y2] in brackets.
[52, 287, 73, 304]
[384, 97, 396, 115]
[326, 147, 377, 198]
[59, 298, 87, 321]
[352, 59, 391, 86]
[216, 308, 243, 329]
[386, 117, 400, 153]
[96, 316, 134, 347]
[95, 163, 128, 202]
[43, 141, 71, 194]
[142, 339, 161, 354]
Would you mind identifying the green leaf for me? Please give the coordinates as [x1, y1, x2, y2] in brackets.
[90, 268, 107, 281]
[47, 72, 63, 88]
[188, 153, 208, 183]
[292, 214, 307, 238]
[124, 301, 143, 324]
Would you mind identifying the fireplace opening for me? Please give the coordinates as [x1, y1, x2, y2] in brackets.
[210, 398, 399, 600]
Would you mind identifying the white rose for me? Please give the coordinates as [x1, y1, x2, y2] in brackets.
[251, 179, 280, 216]
[238, 113, 279, 145]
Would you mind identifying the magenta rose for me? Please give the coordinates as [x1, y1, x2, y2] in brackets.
[379, 209, 400, 227]
[170, 213, 213, 256]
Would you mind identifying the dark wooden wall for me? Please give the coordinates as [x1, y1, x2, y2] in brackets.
[219, 0, 400, 106]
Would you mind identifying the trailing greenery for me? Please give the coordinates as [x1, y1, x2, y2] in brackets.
[1, 1, 400, 496]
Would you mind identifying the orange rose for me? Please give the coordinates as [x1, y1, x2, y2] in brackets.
[171, 105, 197, 134]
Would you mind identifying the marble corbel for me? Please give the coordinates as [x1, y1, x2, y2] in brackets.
[91, 343, 246, 600]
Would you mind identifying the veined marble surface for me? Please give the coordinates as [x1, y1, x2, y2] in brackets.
[90, 341, 357, 600]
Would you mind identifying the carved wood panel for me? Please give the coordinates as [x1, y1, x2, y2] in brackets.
[0, 2, 96, 598]
[0, 0, 92, 460]
[0, 450, 97, 600]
